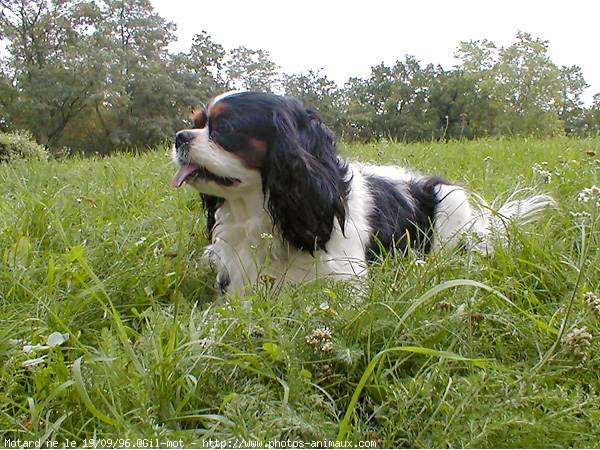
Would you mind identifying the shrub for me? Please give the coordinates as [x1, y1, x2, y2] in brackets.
[0, 131, 48, 162]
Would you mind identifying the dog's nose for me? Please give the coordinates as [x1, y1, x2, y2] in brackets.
[175, 130, 195, 149]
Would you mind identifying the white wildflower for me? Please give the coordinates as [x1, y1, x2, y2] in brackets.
[577, 185, 600, 207]
[306, 327, 333, 352]
[570, 211, 591, 220]
[583, 292, 600, 317]
[563, 326, 593, 357]
[321, 341, 334, 353]
[532, 163, 552, 183]
[260, 232, 274, 240]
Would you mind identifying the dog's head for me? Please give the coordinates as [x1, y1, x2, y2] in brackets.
[172, 91, 350, 251]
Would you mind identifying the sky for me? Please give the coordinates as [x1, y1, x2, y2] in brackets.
[151, 0, 600, 105]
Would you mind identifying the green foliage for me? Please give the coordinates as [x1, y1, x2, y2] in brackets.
[1, 138, 599, 447]
[340, 57, 439, 141]
[331, 32, 586, 141]
[0, 0, 110, 147]
[489, 32, 565, 136]
[559, 65, 589, 134]
[282, 70, 344, 132]
[1, 1, 599, 153]
[226, 46, 280, 92]
[0, 130, 48, 162]
[583, 94, 600, 134]
[283, 33, 598, 143]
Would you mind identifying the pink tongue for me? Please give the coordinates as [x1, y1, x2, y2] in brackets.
[172, 164, 200, 188]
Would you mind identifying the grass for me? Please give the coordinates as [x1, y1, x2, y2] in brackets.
[1, 137, 599, 448]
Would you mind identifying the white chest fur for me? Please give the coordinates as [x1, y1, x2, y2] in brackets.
[205, 166, 372, 294]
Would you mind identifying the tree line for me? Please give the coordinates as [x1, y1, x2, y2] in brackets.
[1, 0, 599, 155]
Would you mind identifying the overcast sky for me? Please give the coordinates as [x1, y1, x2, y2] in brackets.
[151, 0, 600, 105]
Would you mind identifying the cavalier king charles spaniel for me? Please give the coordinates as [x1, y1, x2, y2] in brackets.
[172, 91, 554, 294]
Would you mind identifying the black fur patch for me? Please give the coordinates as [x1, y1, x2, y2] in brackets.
[265, 104, 351, 252]
[365, 175, 448, 260]
[217, 270, 230, 294]
[209, 92, 351, 253]
[200, 194, 224, 240]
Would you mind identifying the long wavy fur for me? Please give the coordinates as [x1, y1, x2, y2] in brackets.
[263, 98, 351, 253]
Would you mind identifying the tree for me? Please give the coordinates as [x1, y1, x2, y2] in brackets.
[1, 9, 597, 151]
[343, 56, 437, 141]
[455, 32, 567, 137]
[82, 0, 178, 151]
[582, 93, 600, 135]
[494, 32, 564, 136]
[225, 46, 279, 92]
[429, 69, 481, 140]
[282, 69, 343, 134]
[558, 65, 588, 135]
[0, 0, 108, 147]
[0, 66, 16, 131]
[453, 39, 502, 136]
[454, 39, 498, 72]
[168, 30, 228, 110]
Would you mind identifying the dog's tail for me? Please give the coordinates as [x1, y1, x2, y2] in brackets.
[468, 190, 556, 254]
[430, 185, 556, 254]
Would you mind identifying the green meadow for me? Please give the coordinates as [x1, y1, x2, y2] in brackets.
[1, 137, 599, 448]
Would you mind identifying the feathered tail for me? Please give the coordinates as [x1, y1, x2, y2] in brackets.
[468, 190, 557, 254]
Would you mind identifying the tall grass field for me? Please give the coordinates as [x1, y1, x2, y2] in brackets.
[1, 138, 599, 448]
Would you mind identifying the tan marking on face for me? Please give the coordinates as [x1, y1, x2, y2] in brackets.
[191, 108, 207, 129]
[250, 138, 268, 153]
[209, 101, 230, 119]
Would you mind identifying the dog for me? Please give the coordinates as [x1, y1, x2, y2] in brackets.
[172, 91, 554, 294]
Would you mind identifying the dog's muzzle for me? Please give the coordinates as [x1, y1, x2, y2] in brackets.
[175, 130, 196, 150]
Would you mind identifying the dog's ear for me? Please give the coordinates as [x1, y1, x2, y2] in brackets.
[200, 194, 224, 239]
[263, 106, 349, 253]
[190, 106, 207, 129]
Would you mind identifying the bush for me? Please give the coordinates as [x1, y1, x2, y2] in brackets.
[0, 131, 48, 162]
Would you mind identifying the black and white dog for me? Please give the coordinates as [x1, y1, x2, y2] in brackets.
[172, 91, 553, 294]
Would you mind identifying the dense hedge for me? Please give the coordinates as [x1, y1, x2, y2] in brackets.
[0, 131, 48, 162]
